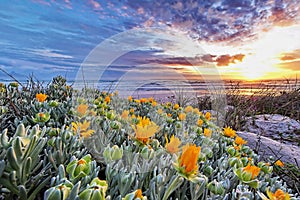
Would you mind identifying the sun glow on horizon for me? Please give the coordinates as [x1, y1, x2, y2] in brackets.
[221, 25, 300, 81]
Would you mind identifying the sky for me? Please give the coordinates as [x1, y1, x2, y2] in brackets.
[0, 0, 300, 83]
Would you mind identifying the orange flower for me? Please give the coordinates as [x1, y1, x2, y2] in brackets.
[179, 144, 201, 174]
[223, 127, 236, 138]
[121, 110, 129, 119]
[77, 104, 88, 116]
[184, 106, 193, 113]
[148, 97, 154, 103]
[205, 112, 211, 120]
[132, 116, 159, 144]
[203, 128, 212, 137]
[130, 108, 135, 114]
[235, 136, 247, 145]
[77, 159, 86, 165]
[128, 96, 133, 102]
[140, 98, 147, 103]
[275, 160, 284, 167]
[178, 113, 186, 121]
[243, 164, 261, 180]
[193, 108, 200, 115]
[72, 121, 95, 138]
[197, 119, 203, 127]
[267, 188, 290, 200]
[104, 96, 111, 104]
[134, 189, 143, 199]
[174, 104, 180, 109]
[157, 108, 163, 114]
[167, 113, 172, 117]
[36, 93, 48, 102]
[234, 144, 241, 151]
[165, 135, 181, 154]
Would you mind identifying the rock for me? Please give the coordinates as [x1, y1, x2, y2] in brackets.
[242, 114, 300, 146]
[237, 131, 300, 166]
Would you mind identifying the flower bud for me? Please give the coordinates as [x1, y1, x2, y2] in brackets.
[48, 100, 59, 107]
[110, 121, 120, 130]
[203, 166, 213, 176]
[78, 178, 108, 200]
[207, 180, 225, 195]
[66, 155, 92, 180]
[111, 145, 123, 160]
[227, 146, 236, 157]
[44, 181, 73, 200]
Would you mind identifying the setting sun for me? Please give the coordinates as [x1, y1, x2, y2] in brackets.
[237, 54, 278, 81]
[216, 25, 300, 81]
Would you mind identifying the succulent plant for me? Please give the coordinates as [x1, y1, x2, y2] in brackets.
[1, 77, 299, 200]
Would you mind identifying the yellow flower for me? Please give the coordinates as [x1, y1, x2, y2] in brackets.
[205, 112, 211, 120]
[36, 93, 48, 102]
[197, 119, 203, 127]
[131, 114, 136, 119]
[152, 101, 157, 107]
[174, 104, 180, 109]
[223, 127, 236, 138]
[132, 116, 159, 144]
[134, 189, 143, 199]
[275, 160, 284, 167]
[203, 128, 212, 137]
[157, 109, 163, 114]
[104, 96, 110, 104]
[165, 135, 181, 154]
[121, 110, 130, 119]
[179, 144, 201, 175]
[267, 188, 290, 200]
[178, 113, 186, 121]
[77, 104, 88, 116]
[138, 116, 150, 127]
[184, 106, 193, 113]
[128, 96, 133, 102]
[72, 121, 95, 138]
[235, 136, 247, 145]
[243, 164, 261, 180]
[193, 108, 200, 114]
[166, 102, 172, 108]
[135, 99, 140, 104]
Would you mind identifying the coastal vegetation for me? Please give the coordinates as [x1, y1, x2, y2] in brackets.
[0, 76, 299, 199]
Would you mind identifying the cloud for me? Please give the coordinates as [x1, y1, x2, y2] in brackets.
[144, 54, 245, 67]
[88, 0, 102, 10]
[215, 54, 245, 66]
[125, 0, 300, 43]
[277, 49, 300, 71]
[277, 60, 300, 71]
[279, 49, 300, 61]
[31, 49, 73, 59]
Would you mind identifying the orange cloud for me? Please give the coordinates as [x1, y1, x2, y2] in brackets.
[279, 49, 300, 61]
[215, 54, 245, 66]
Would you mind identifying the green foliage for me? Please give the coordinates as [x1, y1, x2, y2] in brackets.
[0, 76, 299, 199]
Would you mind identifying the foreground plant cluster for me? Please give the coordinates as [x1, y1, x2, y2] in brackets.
[0, 77, 298, 200]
